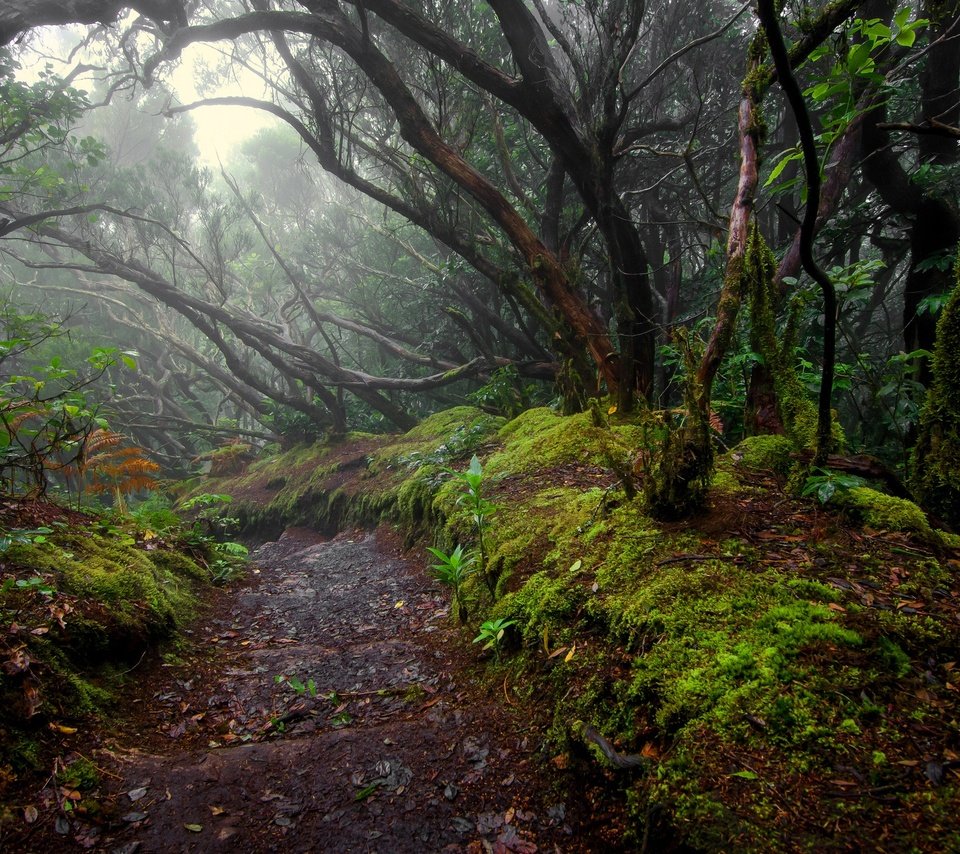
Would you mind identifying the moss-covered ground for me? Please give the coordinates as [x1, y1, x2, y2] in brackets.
[168, 407, 960, 849]
[0, 500, 211, 812]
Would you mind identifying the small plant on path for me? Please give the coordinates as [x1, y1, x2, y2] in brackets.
[425, 543, 476, 622]
[274, 674, 317, 698]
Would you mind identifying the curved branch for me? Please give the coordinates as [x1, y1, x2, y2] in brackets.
[758, 0, 837, 466]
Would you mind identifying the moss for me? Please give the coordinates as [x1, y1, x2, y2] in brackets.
[911, 256, 960, 529]
[746, 227, 842, 452]
[733, 434, 795, 476]
[56, 757, 100, 791]
[148, 547, 208, 582]
[402, 406, 502, 442]
[489, 407, 642, 477]
[710, 468, 740, 494]
[641, 331, 714, 520]
[491, 570, 582, 644]
[839, 487, 935, 539]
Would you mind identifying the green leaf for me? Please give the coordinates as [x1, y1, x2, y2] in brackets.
[895, 28, 916, 47]
[731, 770, 758, 781]
[764, 149, 801, 187]
[354, 783, 380, 801]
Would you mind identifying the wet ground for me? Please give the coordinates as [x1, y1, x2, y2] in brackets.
[16, 527, 620, 853]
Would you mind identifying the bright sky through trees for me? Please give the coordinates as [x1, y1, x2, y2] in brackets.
[16, 23, 277, 166]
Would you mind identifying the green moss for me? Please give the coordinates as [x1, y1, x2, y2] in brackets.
[786, 578, 842, 602]
[746, 227, 842, 452]
[489, 407, 641, 477]
[710, 468, 740, 494]
[911, 257, 960, 528]
[733, 434, 795, 476]
[402, 406, 502, 442]
[839, 487, 934, 538]
[56, 757, 100, 791]
[491, 570, 581, 643]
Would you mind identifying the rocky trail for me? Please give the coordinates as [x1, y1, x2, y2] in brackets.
[14, 527, 620, 853]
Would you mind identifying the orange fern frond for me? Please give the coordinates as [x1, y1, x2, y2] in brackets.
[82, 439, 160, 497]
[84, 428, 124, 456]
[709, 410, 724, 435]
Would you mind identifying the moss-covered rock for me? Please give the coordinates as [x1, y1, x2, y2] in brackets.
[489, 407, 642, 477]
[839, 486, 934, 538]
[733, 434, 795, 476]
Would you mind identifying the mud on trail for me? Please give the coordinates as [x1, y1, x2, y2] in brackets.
[15, 527, 622, 853]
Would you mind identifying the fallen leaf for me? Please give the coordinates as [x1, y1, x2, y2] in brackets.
[607, 405, 617, 415]
[827, 603, 846, 613]
[568, 559, 582, 573]
[394, 600, 405, 608]
[23, 682, 39, 716]
[641, 742, 660, 759]
[184, 823, 203, 832]
[208, 805, 225, 815]
[3, 648, 31, 675]
[23, 805, 38, 824]
[48, 723, 77, 735]
[546, 646, 568, 660]
[127, 787, 148, 802]
[29, 627, 49, 636]
[564, 644, 576, 663]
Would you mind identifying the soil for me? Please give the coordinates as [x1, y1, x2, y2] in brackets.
[10, 526, 626, 853]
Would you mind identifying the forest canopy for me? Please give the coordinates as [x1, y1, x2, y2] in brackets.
[0, 0, 957, 503]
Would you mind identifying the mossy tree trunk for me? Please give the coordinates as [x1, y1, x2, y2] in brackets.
[911, 254, 960, 529]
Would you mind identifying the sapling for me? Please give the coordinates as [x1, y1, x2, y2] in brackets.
[425, 543, 476, 622]
[446, 455, 498, 597]
[473, 618, 516, 661]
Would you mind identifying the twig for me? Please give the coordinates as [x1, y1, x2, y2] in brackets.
[67, 750, 124, 781]
[119, 650, 147, 675]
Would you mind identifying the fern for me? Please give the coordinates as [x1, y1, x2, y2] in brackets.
[80, 432, 160, 500]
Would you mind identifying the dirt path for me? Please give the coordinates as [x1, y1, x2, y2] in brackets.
[28, 527, 619, 853]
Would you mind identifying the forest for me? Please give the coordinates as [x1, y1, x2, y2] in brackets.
[0, 0, 958, 850]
